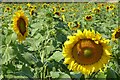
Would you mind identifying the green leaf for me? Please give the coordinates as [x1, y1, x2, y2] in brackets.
[31, 28, 39, 37]
[96, 72, 106, 78]
[2, 46, 14, 64]
[16, 65, 34, 78]
[45, 45, 55, 54]
[50, 71, 60, 78]
[48, 51, 63, 62]
[23, 52, 37, 65]
[11, 33, 17, 43]
[31, 22, 43, 30]
[70, 72, 82, 78]
[5, 33, 12, 45]
[59, 72, 70, 78]
[107, 68, 117, 78]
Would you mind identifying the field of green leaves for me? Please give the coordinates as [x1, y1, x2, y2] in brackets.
[0, 2, 120, 79]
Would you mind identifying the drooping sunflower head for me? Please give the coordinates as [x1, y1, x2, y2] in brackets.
[12, 10, 28, 43]
[112, 27, 120, 41]
[62, 29, 111, 75]
[85, 15, 92, 21]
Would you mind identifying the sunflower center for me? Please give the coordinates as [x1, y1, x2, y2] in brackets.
[17, 17, 26, 36]
[110, 6, 113, 8]
[61, 8, 64, 10]
[55, 12, 60, 16]
[86, 16, 92, 20]
[115, 31, 120, 38]
[83, 48, 92, 58]
[7, 8, 10, 10]
[94, 9, 100, 13]
[72, 39, 103, 65]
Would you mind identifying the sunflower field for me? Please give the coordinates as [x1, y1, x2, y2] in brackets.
[0, 2, 120, 79]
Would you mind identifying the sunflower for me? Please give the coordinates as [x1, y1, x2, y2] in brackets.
[17, 6, 22, 10]
[27, 3, 31, 7]
[85, 15, 92, 21]
[12, 10, 28, 43]
[109, 4, 115, 11]
[42, 3, 49, 8]
[54, 11, 60, 16]
[52, 6, 56, 12]
[60, 7, 66, 12]
[29, 9, 37, 16]
[92, 7, 100, 14]
[112, 27, 120, 41]
[4, 7, 11, 12]
[30, 9, 34, 16]
[97, 3, 104, 8]
[68, 22, 80, 30]
[62, 29, 111, 75]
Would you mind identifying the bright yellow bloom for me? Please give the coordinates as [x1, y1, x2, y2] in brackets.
[12, 10, 28, 43]
[61, 15, 65, 22]
[109, 4, 115, 11]
[29, 9, 37, 16]
[92, 7, 100, 14]
[106, 4, 115, 11]
[4, 7, 11, 12]
[112, 27, 120, 41]
[27, 3, 31, 7]
[60, 7, 66, 12]
[52, 6, 56, 12]
[63, 29, 111, 75]
[85, 15, 92, 21]
[17, 6, 22, 10]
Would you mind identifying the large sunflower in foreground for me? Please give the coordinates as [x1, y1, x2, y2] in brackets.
[13, 10, 28, 43]
[112, 27, 120, 41]
[62, 29, 111, 75]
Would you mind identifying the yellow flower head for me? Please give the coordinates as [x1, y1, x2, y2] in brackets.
[60, 7, 66, 12]
[52, 6, 56, 12]
[4, 7, 11, 12]
[12, 10, 28, 43]
[17, 6, 22, 10]
[112, 27, 120, 41]
[42, 3, 49, 8]
[109, 4, 115, 10]
[85, 15, 92, 21]
[29, 9, 36, 16]
[54, 11, 60, 16]
[27, 3, 31, 7]
[106, 4, 115, 11]
[92, 7, 100, 14]
[98, 3, 104, 8]
[67, 22, 80, 30]
[63, 29, 111, 75]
